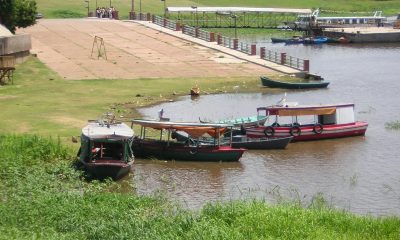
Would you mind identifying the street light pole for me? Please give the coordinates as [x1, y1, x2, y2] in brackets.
[84, 0, 89, 17]
[131, 0, 134, 11]
[231, 14, 237, 38]
[191, 6, 198, 27]
[139, 0, 142, 13]
[161, 0, 166, 17]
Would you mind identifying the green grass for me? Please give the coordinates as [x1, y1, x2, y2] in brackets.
[1, 134, 399, 239]
[35, 0, 400, 19]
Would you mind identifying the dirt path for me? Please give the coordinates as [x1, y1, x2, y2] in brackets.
[19, 19, 276, 80]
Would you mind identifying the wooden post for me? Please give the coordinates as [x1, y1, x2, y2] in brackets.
[217, 33, 222, 45]
[209, 32, 215, 42]
[281, 53, 286, 65]
[175, 22, 181, 31]
[260, 47, 266, 59]
[251, 44, 256, 55]
[303, 60, 310, 72]
[233, 38, 238, 49]
[195, 27, 199, 38]
[129, 11, 136, 20]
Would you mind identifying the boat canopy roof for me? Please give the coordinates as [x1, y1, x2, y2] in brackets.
[166, 7, 312, 14]
[132, 119, 232, 138]
[81, 121, 134, 140]
[257, 103, 354, 116]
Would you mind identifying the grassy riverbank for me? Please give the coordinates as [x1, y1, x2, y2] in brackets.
[1, 134, 399, 239]
[0, 56, 277, 139]
[36, 0, 400, 19]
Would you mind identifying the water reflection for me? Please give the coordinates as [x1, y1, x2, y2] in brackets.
[133, 42, 400, 216]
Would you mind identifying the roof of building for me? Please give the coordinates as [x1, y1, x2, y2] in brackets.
[166, 7, 312, 14]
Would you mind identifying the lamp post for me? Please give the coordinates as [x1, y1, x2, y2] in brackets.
[231, 14, 237, 38]
[84, 0, 89, 17]
[191, 6, 198, 28]
[109, 0, 111, 7]
[131, 0, 134, 11]
[139, 0, 142, 13]
[161, 0, 166, 17]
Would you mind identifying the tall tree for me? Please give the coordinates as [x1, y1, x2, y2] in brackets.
[0, 0, 37, 33]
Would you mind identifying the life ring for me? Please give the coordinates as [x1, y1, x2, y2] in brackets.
[290, 126, 301, 136]
[313, 124, 324, 134]
[264, 126, 275, 137]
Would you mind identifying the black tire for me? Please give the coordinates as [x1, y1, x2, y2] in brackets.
[271, 122, 280, 127]
[290, 126, 301, 136]
[264, 126, 275, 137]
[313, 124, 323, 134]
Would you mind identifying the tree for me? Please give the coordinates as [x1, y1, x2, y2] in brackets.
[0, 0, 37, 33]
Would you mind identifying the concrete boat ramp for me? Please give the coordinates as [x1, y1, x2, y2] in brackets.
[131, 20, 306, 77]
[19, 19, 305, 80]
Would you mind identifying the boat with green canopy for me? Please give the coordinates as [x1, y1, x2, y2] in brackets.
[131, 119, 246, 162]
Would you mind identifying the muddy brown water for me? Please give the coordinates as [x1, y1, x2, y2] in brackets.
[132, 42, 400, 216]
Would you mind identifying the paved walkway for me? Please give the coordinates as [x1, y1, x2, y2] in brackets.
[131, 20, 305, 77]
[19, 19, 277, 80]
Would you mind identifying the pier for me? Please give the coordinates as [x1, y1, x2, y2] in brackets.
[323, 27, 400, 43]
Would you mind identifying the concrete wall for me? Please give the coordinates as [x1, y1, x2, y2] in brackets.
[0, 34, 31, 62]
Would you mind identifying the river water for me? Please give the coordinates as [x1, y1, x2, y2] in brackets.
[132, 41, 400, 216]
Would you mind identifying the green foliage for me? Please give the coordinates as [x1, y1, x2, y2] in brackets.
[0, 0, 16, 31]
[15, 0, 37, 28]
[0, 0, 37, 33]
[1, 134, 400, 239]
[385, 121, 400, 130]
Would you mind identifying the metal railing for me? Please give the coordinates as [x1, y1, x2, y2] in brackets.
[154, 15, 163, 26]
[239, 42, 251, 54]
[198, 29, 210, 41]
[182, 25, 196, 37]
[263, 50, 280, 63]
[285, 55, 305, 70]
[221, 36, 233, 48]
[165, 19, 177, 31]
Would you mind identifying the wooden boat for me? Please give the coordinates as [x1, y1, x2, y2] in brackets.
[285, 37, 304, 44]
[231, 135, 293, 149]
[304, 36, 328, 44]
[245, 101, 368, 142]
[260, 76, 329, 89]
[271, 37, 288, 43]
[200, 115, 268, 128]
[78, 117, 134, 180]
[172, 130, 293, 150]
[131, 119, 246, 162]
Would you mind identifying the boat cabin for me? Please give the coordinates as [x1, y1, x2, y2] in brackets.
[79, 121, 134, 163]
[257, 103, 356, 127]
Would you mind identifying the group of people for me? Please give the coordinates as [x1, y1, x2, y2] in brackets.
[95, 7, 117, 19]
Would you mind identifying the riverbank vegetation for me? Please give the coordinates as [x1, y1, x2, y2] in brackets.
[35, 0, 400, 19]
[1, 134, 399, 239]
